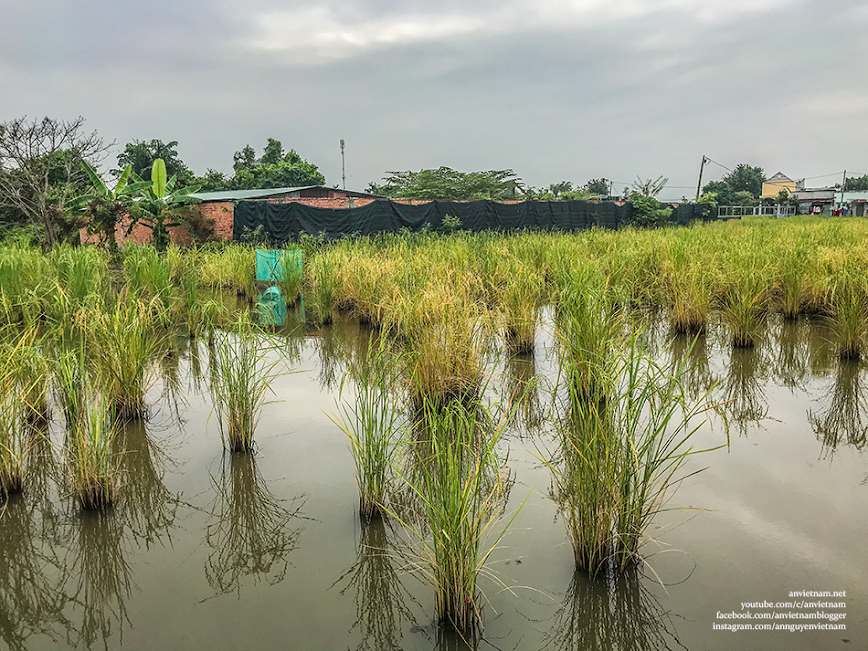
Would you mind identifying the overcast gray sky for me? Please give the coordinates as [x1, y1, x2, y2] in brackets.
[2, 0, 865, 200]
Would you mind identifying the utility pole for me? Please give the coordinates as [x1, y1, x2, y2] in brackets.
[340, 139, 346, 190]
[841, 169, 847, 208]
[695, 155, 708, 202]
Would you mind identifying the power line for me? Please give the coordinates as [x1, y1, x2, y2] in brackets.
[704, 157, 732, 173]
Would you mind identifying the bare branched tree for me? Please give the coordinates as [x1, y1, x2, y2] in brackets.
[0, 116, 109, 249]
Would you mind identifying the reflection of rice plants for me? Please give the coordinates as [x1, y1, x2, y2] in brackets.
[717, 346, 769, 437]
[205, 454, 306, 595]
[68, 511, 133, 649]
[773, 317, 811, 390]
[209, 319, 289, 452]
[543, 568, 684, 651]
[550, 335, 713, 576]
[808, 361, 868, 456]
[392, 395, 516, 637]
[114, 421, 179, 547]
[0, 496, 69, 651]
[329, 339, 404, 519]
[336, 519, 420, 651]
[667, 333, 715, 399]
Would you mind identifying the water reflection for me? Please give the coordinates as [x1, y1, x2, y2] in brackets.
[808, 361, 868, 456]
[205, 454, 306, 596]
[542, 569, 685, 651]
[717, 345, 769, 436]
[65, 510, 134, 650]
[315, 319, 379, 391]
[115, 421, 179, 548]
[0, 495, 70, 651]
[338, 519, 420, 651]
[502, 353, 544, 435]
[667, 333, 715, 399]
[773, 318, 812, 391]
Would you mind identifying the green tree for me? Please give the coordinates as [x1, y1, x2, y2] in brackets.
[375, 167, 522, 200]
[584, 178, 610, 196]
[128, 159, 202, 251]
[115, 139, 194, 186]
[76, 161, 150, 252]
[733, 190, 759, 207]
[630, 192, 672, 228]
[701, 180, 735, 206]
[232, 145, 257, 173]
[631, 176, 668, 197]
[724, 164, 765, 197]
[229, 140, 325, 189]
[197, 169, 231, 192]
[844, 175, 868, 191]
[548, 181, 573, 198]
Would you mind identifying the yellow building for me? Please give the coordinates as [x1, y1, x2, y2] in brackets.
[761, 172, 796, 199]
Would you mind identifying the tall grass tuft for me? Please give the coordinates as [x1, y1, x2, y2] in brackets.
[88, 298, 166, 419]
[718, 263, 770, 348]
[549, 333, 716, 576]
[0, 391, 27, 499]
[329, 338, 404, 519]
[392, 393, 516, 636]
[209, 317, 288, 452]
[824, 271, 868, 361]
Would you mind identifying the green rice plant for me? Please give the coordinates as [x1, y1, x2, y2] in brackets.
[0, 391, 28, 499]
[554, 269, 624, 405]
[306, 248, 343, 325]
[328, 338, 405, 519]
[499, 260, 545, 354]
[824, 271, 868, 361]
[88, 298, 167, 419]
[122, 245, 173, 310]
[66, 394, 119, 511]
[49, 244, 109, 310]
[717, 263, 771, 348]
[278, 248, 304, 306]
[209, 317, 288, 452]
[547, 333, 717, 576]
[390, 393, 517, 636]
[661, 247, 714, 334]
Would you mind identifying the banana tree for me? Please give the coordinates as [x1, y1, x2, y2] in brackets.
[76, 161, 152, 252]
[128, 158, 202, 251]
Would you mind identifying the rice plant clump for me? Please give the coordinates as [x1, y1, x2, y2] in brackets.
[88, 298, 166, 419]
[393, 394, 516, 636]
[329, 338, 404, 519]
[67, 396, 119, 511]
[210, 318, 288, 452]
[550, 333, 717, 576]
[0, 392, 27, 499]
[718, 264, 770, 348]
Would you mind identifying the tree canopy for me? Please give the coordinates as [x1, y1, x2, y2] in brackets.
[701, 163, 765, 205]
[369, 167, 522, 200]
[844, 175, 868, 192]
[228, 139, 325, 190]
[115, 139, 195, 186]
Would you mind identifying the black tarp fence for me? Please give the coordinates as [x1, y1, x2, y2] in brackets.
[233, 199, 716, 243]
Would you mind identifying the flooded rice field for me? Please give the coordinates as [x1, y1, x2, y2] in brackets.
[2, 308, 866, 651]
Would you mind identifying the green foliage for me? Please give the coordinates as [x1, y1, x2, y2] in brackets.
[229, 139, 325, 190]
[630, 193, 672, 228]
[584, 178, 611, 196]
[374, 167, 522, 200]
[631, 176, 667, 198]
[114, 139, 195, 186]
[128, 158, 203, 251]
[701, 163, 765, 205]
[696, 191, 717, 204]
[844, 174, 868, 192]
[76, 161, 151, 252]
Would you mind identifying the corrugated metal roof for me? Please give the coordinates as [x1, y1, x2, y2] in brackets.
[189, 186, 320, 202]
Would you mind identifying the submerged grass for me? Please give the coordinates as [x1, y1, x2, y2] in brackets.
[391, 392, 517, 636]
[549, 329, 718, 576]
[329, 337, 405, 520]
[209, 317, 289, 452]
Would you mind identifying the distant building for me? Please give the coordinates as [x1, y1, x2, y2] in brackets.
[761, 172, 796, 199]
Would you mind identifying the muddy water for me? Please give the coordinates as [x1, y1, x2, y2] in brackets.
[1, 312, 865, 650]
